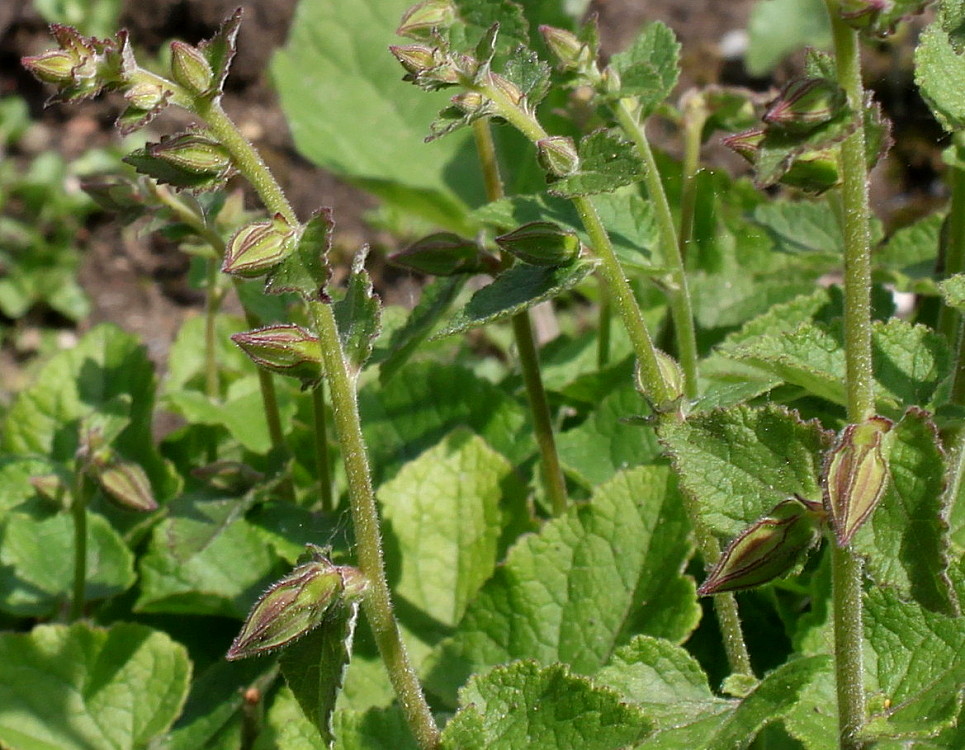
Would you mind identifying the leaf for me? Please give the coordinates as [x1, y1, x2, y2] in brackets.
[595, 635, 725, 727]
[359, 361, 529, 485]
[751, 200, 845, 255]
[0, 622, 190, 750]
[1, 323, 178, 502]
[380, 430, 510, 627]
[267, 209, 333, 300]
[373, 275, 465, 382]
[916, 18, 965, 131]
[863, 586, 965, 739]
[556, 384, 661, 487]
[876, 213, 942, 295]
[637, 656, 832, 748]
[426, 465, 699, 704]
[331, 705, 418, 750]
[745, 0, 831, 75]
[854, 409, 958, 614]
[280, 603, 360, 746]
[272, 0, 482, 231]
[659, 403, 831, 539]
[440, 661, 652, 749]
[0, 511, 135, 616]
[136, 494, 278, 617]
[432, 258, 598, 338]
[548, 130, 647, 198]
[333, 247, 382, 375]
[252, 687, 326, 750]
[605, 21, 680, 116]
[0, 456, 61, 515]
[940, 272, 965, 311]
[199, 7, 242, 94]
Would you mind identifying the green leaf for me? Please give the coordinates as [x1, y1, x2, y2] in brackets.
[380, 430, 509, 627]
[939, 272, 965, 311]
[751, 199, 884, 257]
[267, 209, 333, 300]
[136, 494, 278, 617]
[595, 635, 725, 727]
[1, 323, 178, 501]
[440, 661, 652, 749]
[332, 705, 418, 750]
[548, 130, 647, 198]
[746, 0, 831, 76]
[638, 656, 832, 748]
[916, 18, 965, 131]
[854, 409, 958, 614]
[659, 403, 831, 539]
[0, 511, 135, 616]
[253, 687, 325, 750]
[0, 622, 190, 750]
[426, 465, 699, 703]
[373, 276, 466, 383]
[0, 456, 61, 515]
[432, 258, 598, 338]
[272, 0, 483, 230]
[333, 247, 382, 374]
[556, 384, 661, 487]
[280, 603, 360, 746]
[605, 21, 680, 116]
[863, 586, 965, 739]
[876, 213, 942, 295]
[359, 361, 529, 485]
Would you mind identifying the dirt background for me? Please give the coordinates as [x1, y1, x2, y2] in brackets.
[0, 0, 942, 379]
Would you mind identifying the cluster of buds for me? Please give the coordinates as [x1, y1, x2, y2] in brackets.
[75, 424, 158, 513]
[231, 324, 324, 388]
[227, 545, 367, 660]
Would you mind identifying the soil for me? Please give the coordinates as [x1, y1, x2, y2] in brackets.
[0, 0, 944, 385]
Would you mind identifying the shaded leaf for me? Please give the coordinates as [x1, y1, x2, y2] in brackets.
[333, 247, 382, 374]
[549, 130, 647, 198]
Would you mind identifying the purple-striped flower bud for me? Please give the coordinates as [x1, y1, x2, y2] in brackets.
[763, 78, 845, 135]
[95, 461, 158, 512]
[495, 222, 581, 267]
[170, 41, 214, 96]
[839, 0, 891, 29]
[391, 232, 491, 276]
[539, 26, 588, 72]
[222, 214, 296, 279]
[396, 0, 456, 39]
[823, 416, 893, 546]
[231, 324, 324, 385]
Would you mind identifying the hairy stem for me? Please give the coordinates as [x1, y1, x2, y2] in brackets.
[612, 98, 699, 399]
[826, 4, 873, 747]
[938, 131, 965, 344]
[311, 382, 334, 513]
[472, 119, 568, 515]
[197, 97, 438, 747]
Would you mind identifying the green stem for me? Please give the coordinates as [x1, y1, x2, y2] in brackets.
[471, 119, 568, 515]
[612, 98, 699, 399]
[938, 131, 965, 343]
[195, 97, 438, 748]
[69, 471, 90, 621]
[204, 257, 223, 463]
[597, 284, 612, 368]
[678, 99, 708, 267]
[825, 5, 873, 747]
[312, 381, 334, 513]
[309, 302, 439, 749]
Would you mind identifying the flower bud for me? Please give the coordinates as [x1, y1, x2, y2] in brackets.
[450, 91, 485, 114]
[227, 552, 347, 660]
[780, 147, 841, 193]
[823, 416, 893, 546]
[170, 41, 214, 95]
[722, 128, 765, 163]
[222, 214, 296, 279]
[539, 26, 587, 72]
[495, 222, 581, 266]
[390, 232, 490, 276]
[838, 0, 891, 29]
[231, 324, 324, 385]
[30, 473, 69, 509]
[148, 133, 232, 175]
[763, 78, 845, 135]
[95, 460, 158, 512]
[390, 44, 460, 88]
[537, 136, 580, 177]
[21, 49, 77, 84]
[397, 0, 456, 39]
[698, 497, 821, 595]
[124, 81, 170, 111]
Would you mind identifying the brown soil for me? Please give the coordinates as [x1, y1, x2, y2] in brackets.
[0, 0, 941, 382]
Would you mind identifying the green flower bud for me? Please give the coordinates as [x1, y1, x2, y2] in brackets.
[231, 324, 324, 386]
[397, 0, 456, 39]
[698, 497, 821, 595]
[495, 221, 581, 266]
[839, 0, 891, 29]
[537, 136, 580, 177]
[124, 81, 170, 111]
[95, 460, 158, 512]
[170, 41, 214, 95]
[539, 25, 588, 72]
[780, 147, 841, 194]
[823, 416, 893, 546]
[722, 128, 765, 163]
[148, 133, 232, 175]
[390, 232, 490, 276]
[222, 214, 296, 279]
[390, 44, 460, 89]
[21, 49, 77, 84]
[763, 78, 845, 135]
[227, 550, 349, 660]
